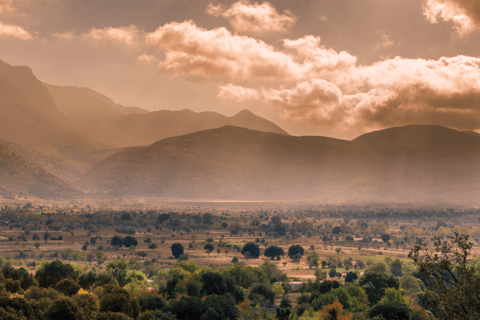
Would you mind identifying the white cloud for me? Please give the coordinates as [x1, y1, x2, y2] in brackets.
[83, 25, 139, 45]
[0, 21, 33, 40]
[423, 0, 480, 36]
[145, 21, 301, 80]
[207, 1, 296, 34]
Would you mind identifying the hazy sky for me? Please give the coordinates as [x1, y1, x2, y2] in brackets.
[1, 0, 480, 139]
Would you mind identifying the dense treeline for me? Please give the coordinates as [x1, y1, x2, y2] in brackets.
[0, 251, 446, 319]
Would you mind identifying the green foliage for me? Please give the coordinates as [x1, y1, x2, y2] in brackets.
[264, 245, 285, 260]
[55, 278, 80, 296]
[35, 260, 78, 288]
[368, 301, 411, 320]
[359, 271, 399, 305]
[241, 242, 260, 259]
[44, 297, 85, 320]
[98, 283, 141, 318]
[410, 232, 480, 319]
[106, 260, 129, 287]
[249, 283, 276, 305]
[288, 245, 304, 262]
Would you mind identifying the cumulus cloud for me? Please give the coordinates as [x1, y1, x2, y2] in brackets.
[219, 56, 480, 130]
[145, 21, 356, 81]
[83, 25, 139, 45]
[423, 0, 480, 35]
[145, 21, 301, 80]
[206, 1, 296, 34]
[142, 15, 480, 131]
[0, 21, 33, 39]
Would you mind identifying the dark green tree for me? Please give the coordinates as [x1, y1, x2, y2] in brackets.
[359, 271, 399, 305]
[35, 260, 78, 288]
[122, 236, 138, 248]
[171, 243, 184, 259]
[55, 278, 80, 296]
[288, 245, 304, 261]
[98, 283, 141, 319]
[264, 246, 285, 260]
[241, 242, 260, 259]
[111, 236, 123, 248]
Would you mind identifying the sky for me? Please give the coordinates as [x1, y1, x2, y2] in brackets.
[1, 0, 480, 139]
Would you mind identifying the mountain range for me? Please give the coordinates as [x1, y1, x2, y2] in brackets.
[1, 58, 480, 203]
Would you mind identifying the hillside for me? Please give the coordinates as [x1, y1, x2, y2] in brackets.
[98, 108, 289, 145]
[44, 84, 149, 121]
[0, 145, 78, 198]
[80, 125, 480, 203]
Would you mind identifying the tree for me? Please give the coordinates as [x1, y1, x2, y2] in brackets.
[158, 213, 170, 224]
[90, 237, 97, 246]
[307, 252, 320, 269]
[122, 236, 138, 248]
[264, 245, 285, 260]
[390, 258, 403, 277]
[111, 236, 123, 248]
[55, 278, 81, 296]
[359, 271, 399, 305]
[249, 283, 276, 305]
[381, 234, 391, 243]
[368, 302, 411, 320]
[35, 260, 78, 288]
[335, 248, 342, 255]
[144, 237, 152, 244]
[332, 226, 343, 235]
[329, 266, 338, 279]
[221, 222, 228, 228]
[106, 260, 129, 287]
[345, 272, 358, 283]
[241, 242, 260, 259]
[204, 244, 214, 252]
[288, 245, 304, 262]
[43, 232, 51, 242]
[410, 232, 480, 319]
[121, 213, 132, 221]
[319, 301, 352, 320]
[98, 283, 141, 319]
[148, 243, 157, 251]
[44, 297, 84, 320]
[171, 243, 184, 258]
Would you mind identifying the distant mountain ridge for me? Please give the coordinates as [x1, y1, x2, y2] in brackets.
[98, 108, 288, 145]
[79, 124, 480, 203]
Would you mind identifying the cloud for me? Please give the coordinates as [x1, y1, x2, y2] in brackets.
[144, 18, 480, 131]
[423, 0, 480, 35]
[218, 83, 264, 101]
[145, 21, 356, 81]
[0, 21, 33, 40]
[138, 53, 156, 62]
[219, 56, 480, 130]
[145, 21, 301, 80]
[207, 1, 296, 34]
[0, 0, 15, 13]
[83, 25, 139, 45]
[51, 31, 75, 39]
